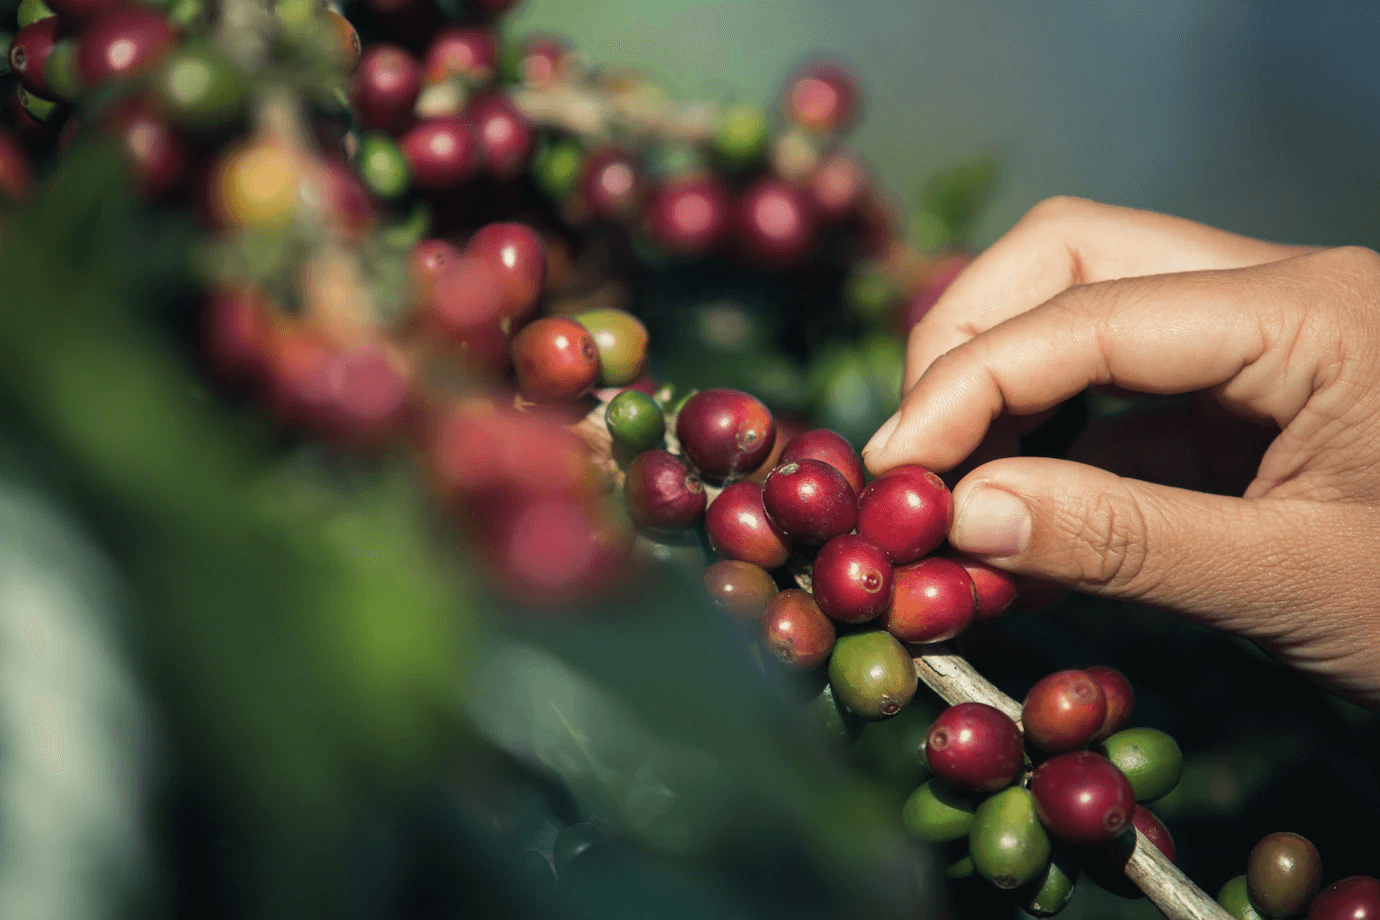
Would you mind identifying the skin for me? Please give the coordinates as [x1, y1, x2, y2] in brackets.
[862, 196, 1380, 707]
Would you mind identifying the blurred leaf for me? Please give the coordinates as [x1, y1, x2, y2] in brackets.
[912, 157, 998, 253]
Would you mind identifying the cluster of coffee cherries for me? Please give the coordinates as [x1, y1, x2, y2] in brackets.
[899, 667, 1186, 914]
[1217, 831, 1378, 920]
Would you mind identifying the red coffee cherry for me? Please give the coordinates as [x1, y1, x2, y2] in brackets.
[778, 428, 864, 495]
[106, 97, 188, 199]
[515, 35, 568, 87]
[75, 6, 177, 90]
[46, 0, 116, 24]
[702, 560, 777, 623]
[467, 91, 534, 179]
[737, 177, 816, 267]
[0, 128, 32, 201]
[880, 557, 977, 643]
[762, 459, 857, 545]
[704, 481, 791, 570]
[318, 341, 413, 449]
[623, 449, 706, 533]
[10, 18, 61, 99]
[783, 61, 860, 134]
[675, 388, 776, 481]
[464, 221, 546, 320]
[1309, 877, 1380, 920]
[426, 254, 508, 341]
[483, 497, 630, 607]
[856, 465, 953, 564]
[352, 45, 421, 134]
[646, 173, 730, 255]
[422, 27, 497, 86]
[925, 702, 1023, 793]
[1083, 804, 1175, 899]
[1085, 666, 1136, 741]
[580, 147, 641, 218]
[510, 316, 600, 403]
[401, 117, 478, 190]
[1021, 669, 1108, 753]
[1030, 751, 1136, 846]
[1248, 832, 1323, 919]
[203, 287, 271, 386]
[946, 553, 1018, 620]
[761, 589, 836, 669]
[409, 238, 462, 303]
[809, 150, 870, 222]
[810, 534, 892, 623]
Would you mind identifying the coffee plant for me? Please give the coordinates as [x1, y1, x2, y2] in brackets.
[0, 0, 1376, 917]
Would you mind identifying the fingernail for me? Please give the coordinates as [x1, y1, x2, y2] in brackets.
[952, 487, 1030, 558]
[863, 412, 902, 457]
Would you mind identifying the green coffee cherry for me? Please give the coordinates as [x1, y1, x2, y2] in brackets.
[16, 86, 61, 126]
[576, 308, 649, 387]
[1218, 874, 1268, 920]
[356, 132, 410, 200]
[16, 0, 54, 28]
[534, 137, 583, 201]
[969, 787, 1052, 890]
[605, 390, 665, 459]
[712, 103, 768, 170]
[1099, 727, 1183, 802]
[42, 40, 79, 105]
[827, 630, 917, 720]
[902, 780, 975, 844]
[1016, 847, 1077, 917]
[153, 43, 247, 133]
[945, 845, 976, 879]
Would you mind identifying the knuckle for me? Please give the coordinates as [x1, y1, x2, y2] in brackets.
[1022, 195, 1095, 229]
[1059, 485, 1152, 592]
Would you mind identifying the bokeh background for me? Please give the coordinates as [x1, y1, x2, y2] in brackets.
[512, 0, 1380, 248]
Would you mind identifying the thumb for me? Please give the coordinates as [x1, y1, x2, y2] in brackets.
[946, 456, 1300, 633]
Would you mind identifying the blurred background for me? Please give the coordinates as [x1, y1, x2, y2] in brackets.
[3, 3, 1380, 920]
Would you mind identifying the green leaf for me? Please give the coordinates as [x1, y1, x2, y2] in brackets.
[912, 157, 999, 252]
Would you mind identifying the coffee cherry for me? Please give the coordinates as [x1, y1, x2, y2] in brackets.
[510, 35, 568, 87]
[778, 428, 864, 495]
[827, 629, 917, 719]
[356, 132, 410, 200]
[925, 702, 1023, 793]
[947, 554, 1018, 620]
[783, 61, 860, 134]
[623, 449, 705, 533]
[320, 341, 412, 448]
[533, 136, 582, 200]
[675, 388, 776, 480]
[762, 459, 857, 545]
[409, 238, 461, 302]
[1085, 666, 1135, 741]
[811, 534, 892, 623]
[902, 779, 976, 844]
[352, 45, 420, 134]
[761, 589, 835, 669]
[968, 786, 1051, 890]
[314, 159, 374, 241]
[44, 0, 113, 24]
[703, 560, 777, 623]
[466, 221, 545, 320]
[736, 178, 816, 267]
[1308, 877, 1380, 920]
[319, 9, 360, 72]
[704, 481, 791, 570]
[511, 316, 600, 403]
[0, 128, 32, 201]
[107, 97, 188, 199]
[856, 465, 953, 564]
[203, 287, 270, 385]
[1099, 727, 1182, 803]
[1030, 751, 1135, 846]
[484, 497, 628, 606]
[75, 6, 176, 90]
[1019, 847, 1078, 917]
[1220, 875, 1269, 920]
[881, 557, 977, 644]
[809, 150, 870, 222]
[580, 147, 641, 218]
[1248, 832, 1322, 918]
[575, 308, 648, 387]
[16, 0, 54, 29]
[426, 254, 508, 340]
[646, 174, 730, 255]
[467, 91, 534, 179]
[604, 390, 664, 458]
[401, 117, 478, 190]
[151, 42, 246, 134]
[1021, 669, 1108, 753]
[41, 37, 78, 105]
[423, 27, 497, 86]
[1082, 804, 1175, 899]
[10, 18, 60, 99]
[209, 136, 299, 229]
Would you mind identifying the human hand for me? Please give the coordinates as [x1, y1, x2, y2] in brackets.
[861, 196, 1380, 707]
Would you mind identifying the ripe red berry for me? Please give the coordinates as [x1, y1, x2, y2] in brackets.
[106, 98, 188, 199]
[704, 481, 791, 570]
[511, 316, 600, 403]
[1083, 804, 1175, 899]
[810, 534, 892, 623]
[762, 459, 857, 545]
[783, 61, 860, 134]
[1085, 666, 1136, 741]
[1249, 832, 1323, 919]
[580, 147, 641, 218]
[260, 325, 336, 433]
[623, 449, 706, 532]
[465, 221, 545, 320]
[10, 18, 61, 99]
[1022, 669, 1108, 753]
[319, 341, 412, 449]
[809, 150, 870, 222]
[737, 178, 816, 267]
[467, 91, 534, 179]
[352, 46, 420, 134]
[856, 465, 953, 564]
[646, 174, 730, 255]
[516, 35, 567, 87]
[925, 702, 1023, 794]
[1309, 877, 1380, 920]
[426, 254, 509, 340]
[75, 6, 177, 90]
[675, 388, 776, 480]
[1030, 751, 1136, 846]
[409, 238, 462, 303]
[702, 560, 777, 623]
[401, 117, 478, 189]
[483, 497, 629, 607]
[778, 428, 864, 495]
[0, 128, 32, 202]
[314, 159, 374, 241]
[761, 589, 836, 669]
[203, 287, 270, 386]
[945, 553, 1018, 620]
[880, 557, 977, 644]
[423, 27, 497, 86]
[45, 0, 116, 24]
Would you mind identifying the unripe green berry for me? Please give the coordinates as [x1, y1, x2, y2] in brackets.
[605, 390, 665, 459]
[1098, 727, 1183, 803]
[356, 132, 410, 200]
